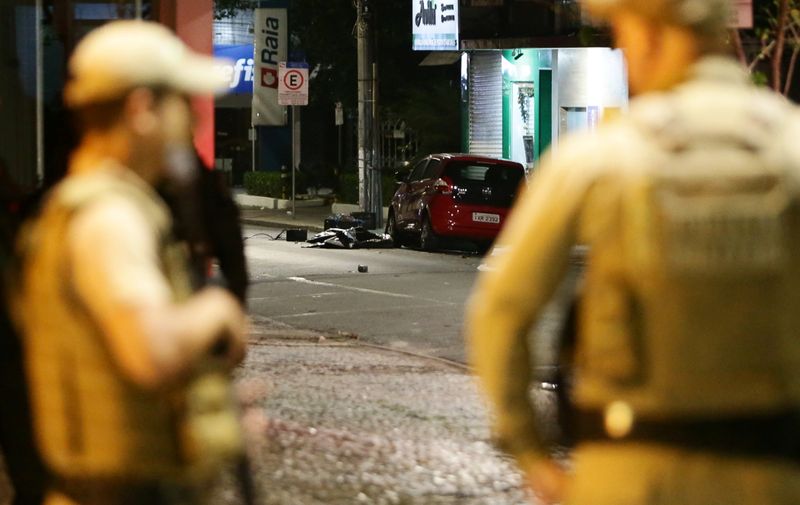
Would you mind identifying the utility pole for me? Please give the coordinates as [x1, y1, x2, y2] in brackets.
[35, 0, 44, 186]
[356, 0, 382, 228]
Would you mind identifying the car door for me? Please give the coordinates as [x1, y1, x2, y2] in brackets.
[417, 158, 443, 212]
[406, 158, 441, 227]
[398, 158, 429, 226]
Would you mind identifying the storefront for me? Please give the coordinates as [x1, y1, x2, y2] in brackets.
[1, 0, 216, 190]
[214, 21, 256, 186]
[462, 47, 628, 173]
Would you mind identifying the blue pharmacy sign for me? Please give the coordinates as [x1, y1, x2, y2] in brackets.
[214, 44, 254, 95]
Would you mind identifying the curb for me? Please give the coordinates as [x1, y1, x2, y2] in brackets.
[241, 218, 325, 232]
[353, 341, 471, 373]
[235, 193, 328, 210]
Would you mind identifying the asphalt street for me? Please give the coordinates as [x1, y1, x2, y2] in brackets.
[241, 224, 574, 368]
[242, 225, 484, 363]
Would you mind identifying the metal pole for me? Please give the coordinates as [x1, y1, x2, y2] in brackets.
[35, 0, 44, 186]
[292, 105, 300, 218]
[135, 0, 143, 19]
[251, 127, 256, 172]
[338, 124, 342, 167]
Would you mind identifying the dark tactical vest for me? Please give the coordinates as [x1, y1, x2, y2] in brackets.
[575, 72, 800, 418]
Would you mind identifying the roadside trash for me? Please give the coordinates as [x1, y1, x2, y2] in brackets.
[358, 265, 369, 273]
[324, 213, 361, 230]
[306, 227, 393, 249]
[285, 229, 308, 242]
[350, 211, 377, 230]
[323, 212, 377, 231]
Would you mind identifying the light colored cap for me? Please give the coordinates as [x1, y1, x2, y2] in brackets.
[584, 0, 731, 32]
[64, 20, 231, 108]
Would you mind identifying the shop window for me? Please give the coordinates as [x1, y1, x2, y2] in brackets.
[510, 82, 534, 172]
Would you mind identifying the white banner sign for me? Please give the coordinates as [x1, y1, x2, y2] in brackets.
[412, 0, 459, 51]
[253, 7, 288, 126]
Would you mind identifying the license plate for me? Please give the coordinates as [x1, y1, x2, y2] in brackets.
[473, 212, 500, 224]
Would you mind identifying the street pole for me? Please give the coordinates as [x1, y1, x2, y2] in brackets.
[251, 127, 256, 172]
[35, 0, 44, 186]
[371, 60, 383, 229]
[338, 124, 343, 167]
[356, 0, 372, 216]
[292, 105, 301, 218]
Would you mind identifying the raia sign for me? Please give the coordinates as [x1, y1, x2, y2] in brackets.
[253, 3, 288, 126]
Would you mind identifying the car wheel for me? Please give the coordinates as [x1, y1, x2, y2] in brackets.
[420, 215, 439, 252]
[386, 212, 402, 247]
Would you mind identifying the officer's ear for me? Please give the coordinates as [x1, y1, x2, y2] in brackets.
[124, 87, 160, 138]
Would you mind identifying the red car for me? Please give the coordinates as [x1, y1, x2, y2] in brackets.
[386, 154, 526, 250]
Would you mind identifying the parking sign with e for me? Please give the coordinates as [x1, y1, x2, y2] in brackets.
[278, 62, 309, 106]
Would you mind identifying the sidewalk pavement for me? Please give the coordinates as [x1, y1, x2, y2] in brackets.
[212, 316, 537, 505]
[239, 205, 331, 232]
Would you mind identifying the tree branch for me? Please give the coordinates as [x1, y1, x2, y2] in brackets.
[784, 44, 799, 95]
[773, 0, 790, 91]
[749, 40, 776, 73]
[731, 29, 748, 66]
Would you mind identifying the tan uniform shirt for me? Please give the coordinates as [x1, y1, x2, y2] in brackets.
[467, 56, 800, 464]
[16, 161, 193, 479]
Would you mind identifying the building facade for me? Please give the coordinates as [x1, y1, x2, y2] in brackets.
[413, 0, 629, 172]
[463, 47, 627, 172]
[0, 0, 215, 192]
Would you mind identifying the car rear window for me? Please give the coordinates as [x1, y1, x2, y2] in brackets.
[445, 162, 523, 185]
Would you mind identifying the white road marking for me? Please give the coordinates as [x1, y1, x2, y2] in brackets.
[249, 292, 341, 302]
[288, 276, 417, 299]
[273, 303, 448, 319]
[287, 276, 458, 305]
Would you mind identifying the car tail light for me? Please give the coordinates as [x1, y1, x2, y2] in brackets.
[433, 177, 453, 195]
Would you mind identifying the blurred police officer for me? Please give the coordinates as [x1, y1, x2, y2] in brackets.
[467, 0, 800, 503]
[11, 21, 246, 505]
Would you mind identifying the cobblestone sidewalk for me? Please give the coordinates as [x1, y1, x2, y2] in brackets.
[0, 317, 551, 505]
[220, 317, 536, 505]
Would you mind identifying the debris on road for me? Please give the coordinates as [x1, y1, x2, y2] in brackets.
[306, 227, 393, 249]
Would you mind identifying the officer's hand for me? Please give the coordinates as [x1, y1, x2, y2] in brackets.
[205, 287, 248, 367]
[221, 309, 248, 368]
[525, 458, 568, 505]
